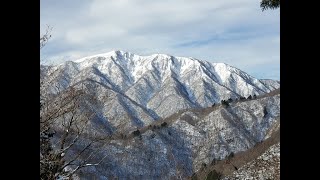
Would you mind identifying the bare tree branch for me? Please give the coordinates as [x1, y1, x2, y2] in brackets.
[41, 44, 109, 177]
[40, 25, 52, 50]
[60, 142, 92, 171]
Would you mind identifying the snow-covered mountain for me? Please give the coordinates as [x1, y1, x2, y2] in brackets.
[41, 50, 280, 133]
[56, 91, 279, 179]
[40, 50, 280, 179]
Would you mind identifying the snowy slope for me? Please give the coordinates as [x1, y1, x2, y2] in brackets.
[41, 50, 280, 133]
[41, 51, 280, 179]
[223, 143, 280, 180]
[65, 92, 280, 179]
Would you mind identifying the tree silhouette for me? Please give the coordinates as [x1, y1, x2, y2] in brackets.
[40, 27, 107, 179]
[161, 122, 168, 127]
[221, 100, 230, 107]
[260, 0, 280, 11]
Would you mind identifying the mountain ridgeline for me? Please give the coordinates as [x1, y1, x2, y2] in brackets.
[41, 50, 279, 134]
[40, 50, 280, 179]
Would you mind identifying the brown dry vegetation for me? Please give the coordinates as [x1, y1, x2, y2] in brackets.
[189, 123, 280, 180]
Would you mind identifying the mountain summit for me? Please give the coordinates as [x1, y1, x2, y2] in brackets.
[40, 50, 280, 179]
[41, 50, 279, 132]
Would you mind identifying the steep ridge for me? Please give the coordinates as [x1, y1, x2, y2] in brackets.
[222, 142, 280, 180]
[40, 51, 280, 179]
[63, 89, 280, 179]
[41, 50, 280, 133]
[191, 125, 280, 179]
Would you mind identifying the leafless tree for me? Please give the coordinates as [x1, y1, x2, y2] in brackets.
[40, 25, 52, 50]
[40, 27, 108, 180]
[40, 79, 109, 179]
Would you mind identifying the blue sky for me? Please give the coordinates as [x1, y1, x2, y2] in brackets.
[40, 0, 279, 80]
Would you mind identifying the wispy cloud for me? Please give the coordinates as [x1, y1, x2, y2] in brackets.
[40, 0, 279, 80]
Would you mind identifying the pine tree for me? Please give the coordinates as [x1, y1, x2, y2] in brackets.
[221, 100, 230, 107]
[260, 0, 280, 11]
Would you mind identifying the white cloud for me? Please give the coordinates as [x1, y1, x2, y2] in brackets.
[40, 0, 279, 79]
